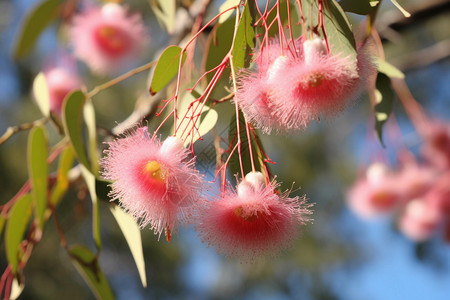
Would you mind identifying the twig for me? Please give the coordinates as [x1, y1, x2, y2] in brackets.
[0, 118, 48, 146]
[86, 60, 157, 99]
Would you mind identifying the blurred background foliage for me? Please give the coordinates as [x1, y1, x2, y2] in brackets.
[0, 0, 450, 299]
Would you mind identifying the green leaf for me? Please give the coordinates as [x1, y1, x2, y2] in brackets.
[302, 0, 357, 60]
[10, 277, 25, 300]
[374, 57, 405, 79]
[12, 0, 60, 59]
[374, 73, 395, 146]
[0, 215, 6, 238]
[68, 245, 114, 300]
[149, 46, 187, 95]
[83, 99, 99, 175]
[28, 126, 48, 230]
[110, 205, 147, 287]
[32, 72, 50, 117]
[50, 146, 75, 206]
[338, 0, 380, 15]
[264, 0, 301, 38]
[218, 0, 239, 23]
[227, 112, 267, 183]
[149, 0, 176, 33]
[81, 166, 101, 250]
[5, 194, 33, 274]
[62, 91, 91, 171]
[231, 1, 256, 72]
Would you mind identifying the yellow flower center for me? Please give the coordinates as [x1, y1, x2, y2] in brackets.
[307, 72, 324, 87]
[143, 161, 166, 182]
[234, 206, 259, 221]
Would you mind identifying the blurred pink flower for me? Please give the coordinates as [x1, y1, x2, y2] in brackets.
[101, 127, 205, 240]
[421, 121, 450, 170]
[43, 66, 81, 116]
[398, 198, 442, 242]
[347, 163, 402, 219]
[70, 3, 148, 75]
[195, 172, 311, 261]
[395, 159, 436, 201]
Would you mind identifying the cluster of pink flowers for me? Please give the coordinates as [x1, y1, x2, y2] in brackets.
[347, 121, 450, 242]
[235, 37, 374, 133]
[36, 2, 149, 116]
[69, 2, 149, 75]
[101, 126, 311, 259]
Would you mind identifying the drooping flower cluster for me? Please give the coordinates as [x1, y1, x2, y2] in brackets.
[194, 172, 311, 261]
[70, 2, 149, 75]
[101, 129, 312, 258]
[235, 37, 374, 133]
[101, 127, 205, 240]
[347, 120, 450, 242]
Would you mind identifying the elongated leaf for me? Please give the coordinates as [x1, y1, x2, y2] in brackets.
[50, 146, 75, 206]
[68, 245, 114, 300]
[10, 277, 25, 300]
[5, 194, 33, 274]
[302, 0, 356, 60]
[0, 215, 5, 238]
[13, 0, 60, 59]
[218, 0, 239, 23]
[110, 205, 147, 287]
[28, 126, 48, 230]
[62, 91, 91, 171]
[374, 73, 395, 146]
[81, 166, 101, 250]
[338, 0, 380, 15]
[32, 72, 50, 117]
[231, 1, 256, 71]
[374, 57, 405, 79]
[149, 45, 187, 95]
[149, 0, 176, 33]
[83, 99, 99, 175]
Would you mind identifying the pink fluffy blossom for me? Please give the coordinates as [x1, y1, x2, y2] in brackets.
[235, 39, 303, 133]
[235, 37, 374, 132]
[195, 172, 311, 261]
[398, 198, 442, 242]
[271, 37, 373, 130]
[44, 67, 81, 116]
[395, 159, 436, 201]
[347, 163, 402, 219]
[70, 3, 148, 75]
[101, 127, 205, 240]
[421, 121, 450, 170]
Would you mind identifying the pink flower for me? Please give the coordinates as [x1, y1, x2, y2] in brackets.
[235, 37, 374, 132]
[194, 172, 311, 261]
[101, 127, 205, 240]
[398, 198, 442, 242]
[395, 159, 436, 201]
[347, 163, 402, 219]
[235, 39, 303, 133]
[271, 37, 371, 130]
[44, 67, 81, 116]
[70, 3, 148, 75]
[421, 121, 450, 170]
